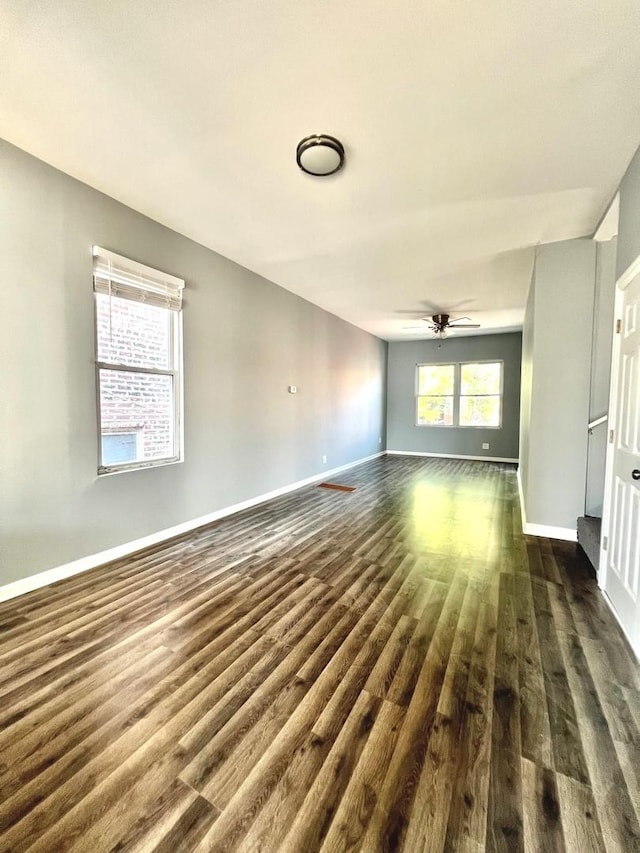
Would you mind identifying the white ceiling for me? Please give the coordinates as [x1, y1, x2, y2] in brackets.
[2, 1, 640, 340]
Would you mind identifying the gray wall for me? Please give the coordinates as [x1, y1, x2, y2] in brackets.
[386, 333, 522, 459]
[617, 143, 640, 279]
[518, 274, 536, 496]
[519, 238, 596, 531]
[585, 239, 617, 516]
[0, 140, 388, 586]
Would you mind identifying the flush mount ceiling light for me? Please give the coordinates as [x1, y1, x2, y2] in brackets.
[296, 134, 345, 176]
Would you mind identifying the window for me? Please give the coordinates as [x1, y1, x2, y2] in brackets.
[416, 363, 455, 426]
[459, 362, 502, 427]
[101, 431, 141, 465]
[416, 361, 503, 428]
[93, 247, 185, 473]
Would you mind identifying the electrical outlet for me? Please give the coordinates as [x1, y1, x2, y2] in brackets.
[482, 443, 490, 450]
[322, 455, 327, 464]
[288, 385, 297, 394]
[378, 436, 382, 444]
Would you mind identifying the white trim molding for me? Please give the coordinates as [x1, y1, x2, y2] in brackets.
[617, 251, 640, 291]
[517, 468, 577, 542]
[0, 451, 385, 603]
[522, 523, 578, 542]
[386, 450, 518, 463]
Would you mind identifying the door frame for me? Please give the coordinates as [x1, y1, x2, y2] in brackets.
[599, 251, 640, 652]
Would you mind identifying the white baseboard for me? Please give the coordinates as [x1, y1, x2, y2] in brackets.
[516, 468, 577, 541]
[0, 451, 385, 603]
[522, 523, 577, 542]
[386, 450, 519, 463]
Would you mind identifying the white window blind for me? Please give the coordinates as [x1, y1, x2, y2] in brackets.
[93, 246, 185, 311]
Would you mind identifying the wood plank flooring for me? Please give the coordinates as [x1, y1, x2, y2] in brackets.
[1, 456, 639, 852]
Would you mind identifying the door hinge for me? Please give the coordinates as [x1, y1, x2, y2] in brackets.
[603, 536, 608, 551]
[609, 429, 614, 443]
[616, 318, 621, 334]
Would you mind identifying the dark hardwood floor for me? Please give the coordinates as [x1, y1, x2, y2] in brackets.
[1, 456, 639, 852]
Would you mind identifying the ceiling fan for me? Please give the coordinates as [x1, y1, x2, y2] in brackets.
[404, 312, 481, 337]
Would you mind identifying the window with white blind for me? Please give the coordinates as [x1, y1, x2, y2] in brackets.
[416, 361, 503, 428]
[93, 246, 185, 474]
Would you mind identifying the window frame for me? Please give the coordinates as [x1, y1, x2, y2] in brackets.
[414, 362, 456, 428]
[415, 359, 503, 429]
[93, 251, 184, 476]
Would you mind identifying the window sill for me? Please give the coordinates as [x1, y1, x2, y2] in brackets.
[98, 456, 183, 477]
[415, 423, 502, 430]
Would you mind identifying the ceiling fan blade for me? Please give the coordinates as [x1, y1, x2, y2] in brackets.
[449, 317, 480, 325]
[395, 299, 443, 315]
[448, 323, 480, 328]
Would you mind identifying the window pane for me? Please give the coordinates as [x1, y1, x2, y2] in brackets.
[418, 364, 455, 396]
[96, 293, 171, 370]
[459, 395, 501, 427]
[460, 362, 501, 395]
[417, 396, 454, 426]
[102, 433, 138, 465]
[99, 369, 175, 464]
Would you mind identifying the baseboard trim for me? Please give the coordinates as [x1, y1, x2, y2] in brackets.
[386, 450, 519, 463]
[0, 451, 385, 603]
[522, 523, 578, 542]
[516, 468, 577, 542]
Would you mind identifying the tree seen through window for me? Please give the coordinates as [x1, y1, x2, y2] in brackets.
[416, 361, 502, 428]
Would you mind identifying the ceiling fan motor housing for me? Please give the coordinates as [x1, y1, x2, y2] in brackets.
[410, 312, 480, 334]
[432, 313, 450, 329]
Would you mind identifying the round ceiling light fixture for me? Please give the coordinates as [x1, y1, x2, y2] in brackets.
[296, 134, 345, 176]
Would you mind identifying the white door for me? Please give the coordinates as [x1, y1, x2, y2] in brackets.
[601, 266, 640, 656]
